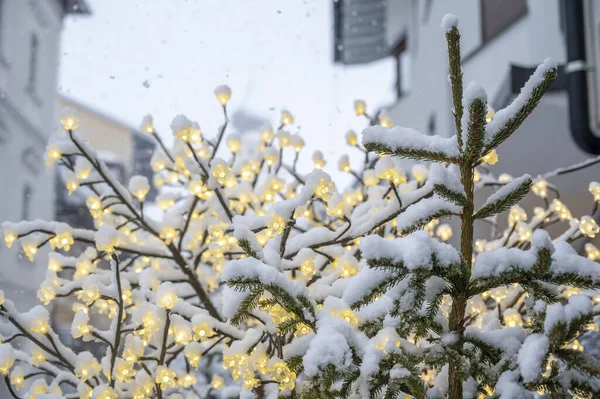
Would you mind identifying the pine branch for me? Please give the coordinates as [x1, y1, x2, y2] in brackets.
[348, 271, 408, 310]
[433, 183, 467, 206]
[446, 25, 464, 149]
[363, 141, 460, 164]
[464, 97, 486, 163]
[238, 238, 259, 259]
[554, 348, 600, 378]
[399, 207, 458, 236]
[483, 67, 558, 153]
[474, 177, 532, 219]
[230, 287, 263, 326]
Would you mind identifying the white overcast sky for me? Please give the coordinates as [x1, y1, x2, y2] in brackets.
[59, 0, 395, 183]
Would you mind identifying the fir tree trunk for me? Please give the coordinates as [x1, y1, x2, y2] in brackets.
[448, 162, 475, 399]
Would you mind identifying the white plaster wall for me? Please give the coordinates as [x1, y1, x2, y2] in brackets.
[0, 0, 64, 311]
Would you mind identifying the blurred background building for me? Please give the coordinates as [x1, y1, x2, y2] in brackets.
[56, 95, 156, 230]
[0, 0, 90, 312]
[0, 1, 156, 393]
[334, 0, 600, 241]
[0, 0, 155, 311]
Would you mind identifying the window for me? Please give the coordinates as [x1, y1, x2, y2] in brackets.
[0, 0, 7, 66]
[481, 0, 527, 42]
[422, 0, 433, 24]
[391, 37, 410, 98]
[428, 113, 436, 136]
[17, 183, 32, 262]
[21, 184, 32, 220]
[26, 33, 39, 96]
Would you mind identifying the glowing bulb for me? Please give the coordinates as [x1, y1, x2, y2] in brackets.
[436, 224, 453, 241]
[532, 178, 548, 198]
[0, 344, 15, 376]
[3, 228, 17, 248]
[260, 124, 274, 142]
[214, 85, 231, 106]
[65, 171, 79, 195]
[579, 216, 599, 238]
[312, 151, 326, 169]
[60, 107, 80, 130]
[424, 219, 439, 236]
[160, 226, 178, 245]
[586, 243, 600, 261]
[156, 282, 179, 310]
[280, 109, 294, 125]
[211, 375, 224, 390]
[345, 130, 358, 146]
[45, 146, 62, 165]
[268, 361, 296, 391]
[314, 178, 335, 201]
[379, 111, 394, 128]
[267, 213, 287, 236]
[129, 176, 150, 202]
[140, 114, 154, 134]
[354, 100, 367, 116]
[189, 122, 202, 144]
[508, 205, 527, 225]
[155, 366, 177, 390]
[485, 107, 495, 123]
[9, 367, 24, 389]
[331, 310, 358, 326]
[550, 199, 572, 220]
[411, 164, 428, 183]
[589, 182, 600, 202]
[481, 149, 498, 165]
[291, 134, 305, 152]
[227, 134, 241, 153]
[338, 155, 351, 173]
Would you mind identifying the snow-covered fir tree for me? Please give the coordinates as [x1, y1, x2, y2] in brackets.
[2, 13, 600, 399]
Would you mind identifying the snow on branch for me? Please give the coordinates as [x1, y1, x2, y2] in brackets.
[484, 58, 558, 153]
[362, 125, 461, 163]
[474, 174, 532, 219]
[395, 196, 461, 235]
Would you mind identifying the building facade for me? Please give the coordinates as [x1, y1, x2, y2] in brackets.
[56, 95, 156, 230]
[0, 0, 89, 311]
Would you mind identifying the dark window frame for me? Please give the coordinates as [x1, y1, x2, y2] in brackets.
[25, 32, 41, 105]
[391, 36, 408, 99]
[21, 183, 32, 220]
[422, 0, 433, 25]
[0, 0, 8, 66]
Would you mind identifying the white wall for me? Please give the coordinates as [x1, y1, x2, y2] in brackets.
[0, 0, 64, 311]
[387, 0, 566, 133]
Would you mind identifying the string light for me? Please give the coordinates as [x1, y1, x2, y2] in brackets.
[345, 130, 358, 146]
[586, 243, 600, 261]
[481, 149, 498, 165]
[331, 310, 358, 326]
[579, 216, 600, 238]
[485, 107, 495, 123]
[214, 85, 231, 106]
[590, 182, 600, 202]
[532, 178, 548, 198]
[436, 224, 453, 241]
[312, 151, 325, 169]
[354, 100, 366, 116]
[60, 107, 80, 130]
[550, 199, 572, 220]
[280, 109, 294, 126]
